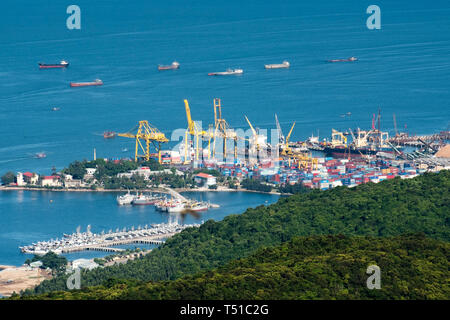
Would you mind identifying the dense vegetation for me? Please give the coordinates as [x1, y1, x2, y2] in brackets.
[17, 234, 450, 300]
[1, 171, 15, 185]
[24, 252, 68, 275]
[26, 171, 450, 296]
[63, 159, 164, 180]
[241, 178, 273, 192]
[277, 182, 310, 194]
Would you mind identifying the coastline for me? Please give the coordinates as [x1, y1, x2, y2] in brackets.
[0, 265, 52, 297]
[0, 186, 284, 196]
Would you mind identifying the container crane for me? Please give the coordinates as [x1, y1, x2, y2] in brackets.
[275, 114, 285, 145]
[118, 120, 168, 163]
[244, 116, 268, 162]
[212, 98, 240, 161]
[184, 99, 214, 163]
[281, 121, 296, 156]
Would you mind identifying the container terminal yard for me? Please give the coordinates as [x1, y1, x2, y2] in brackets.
[5, 99, 449, 257]
[8, 98, 449, 194]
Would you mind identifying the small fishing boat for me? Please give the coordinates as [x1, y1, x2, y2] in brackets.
[103, 131, 116, 139]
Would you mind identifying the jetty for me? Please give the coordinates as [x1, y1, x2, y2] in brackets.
[20, 221, 200, 255]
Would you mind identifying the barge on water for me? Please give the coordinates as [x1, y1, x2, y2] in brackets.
[264, 61, 290, 69]
[70, 79, 103, 87]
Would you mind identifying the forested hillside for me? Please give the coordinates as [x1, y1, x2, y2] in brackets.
[28, 171, 450, 296]
[18, 234, 450, 300]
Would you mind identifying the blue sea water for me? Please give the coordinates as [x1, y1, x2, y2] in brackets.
[0, 190, 279, 265]
[0, 0, 449, 264]
[0, 0, 449, 174]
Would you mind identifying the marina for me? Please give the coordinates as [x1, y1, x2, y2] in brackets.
[0, 190, 279, 266]
[20, 220, 197, 255]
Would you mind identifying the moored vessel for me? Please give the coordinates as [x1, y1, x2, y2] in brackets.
[116, 191, 135, 205]
[132, 193, 161, 205]
[70, 79, 103, 87]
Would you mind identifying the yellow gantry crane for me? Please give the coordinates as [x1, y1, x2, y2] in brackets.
[212, 98, 239, 161]
[331, 128, 347, 147]
[184, 99, 214, 163]
[281, 121, 296, 156]
[118, 120, 168, 163]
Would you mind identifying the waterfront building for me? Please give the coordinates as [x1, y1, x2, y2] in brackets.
[20, 172, 39, 185]
[71, 259, 99, 271]
[194, 173, 217, 187]
[41, 176, 62, 187]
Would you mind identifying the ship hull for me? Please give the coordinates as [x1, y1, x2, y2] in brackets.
[70, 81, 103, 87]
[39, 63, 69, 69]
[158, 65, 179, 70]
[322, 146, 396, 158]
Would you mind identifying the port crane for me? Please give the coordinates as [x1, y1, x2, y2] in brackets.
[280, 121, 296, 156]
[245, 115, 269, 161]
[183, 99, 214, 163]
[212, 98, 240, 162]
[275, 114, 285, 145]
[118, 120, 169, 163]
[331, 129, 347, 147]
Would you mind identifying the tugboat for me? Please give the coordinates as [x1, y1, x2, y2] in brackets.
[158, 61, 180, 70]
[70, 79, 103, 87]
[38, 60, 69, 69]
[208, 69, 243, 76]
[327, 57, 358, 63]
[264, 61, 290, 69]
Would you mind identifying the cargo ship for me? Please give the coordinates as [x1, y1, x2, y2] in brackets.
[327, 57, 358, 63]
[158, 61, 180, 70]
[38, 60, 69, 69]
[208, 69, 243, 76]
[70, 79, 103, 87]
[264, 61, 290, 69]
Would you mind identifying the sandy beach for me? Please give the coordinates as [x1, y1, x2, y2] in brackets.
[0, 265, 51, 297]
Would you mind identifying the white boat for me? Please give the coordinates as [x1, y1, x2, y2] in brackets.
[132, 193, 160, 205]
[116, 191, 135, 205]
[264, 61, 290, 69]
[166, 201, 185, 213]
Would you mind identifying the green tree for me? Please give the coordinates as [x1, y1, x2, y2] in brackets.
[1, 171, 16, 185]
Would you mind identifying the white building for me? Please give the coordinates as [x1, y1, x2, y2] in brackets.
[41, 176, 62, 187]
[71, 259, 99, 271]
[194, 173, 217, 187]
